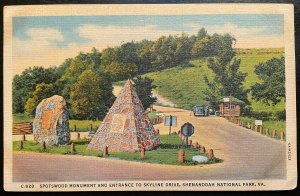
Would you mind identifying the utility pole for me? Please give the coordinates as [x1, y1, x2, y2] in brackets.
[229, 94, 232, 119]
[169, 115, 172, 135]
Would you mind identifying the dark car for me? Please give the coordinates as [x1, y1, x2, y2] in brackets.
[193, 105, 206, 116]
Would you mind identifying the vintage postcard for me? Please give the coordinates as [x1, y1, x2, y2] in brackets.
[3, 4, 297, 191]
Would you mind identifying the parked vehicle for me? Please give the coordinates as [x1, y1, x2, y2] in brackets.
[193, 105, 208, 116]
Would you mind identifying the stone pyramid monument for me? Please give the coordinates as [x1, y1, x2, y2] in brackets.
[87, 79, 160, 152]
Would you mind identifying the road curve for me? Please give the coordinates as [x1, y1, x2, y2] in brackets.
[13, 106, 286, 182]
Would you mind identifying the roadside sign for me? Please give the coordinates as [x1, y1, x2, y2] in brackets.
[164, 116, 177, 126]
[181, 122, 194, 137]
[223, 97, 230, 102]
[255, 120, 263, 126]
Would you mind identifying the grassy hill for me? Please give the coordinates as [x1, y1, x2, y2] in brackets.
[144, 48, 285, 115]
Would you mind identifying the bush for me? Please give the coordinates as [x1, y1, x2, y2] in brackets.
[273, 110, 286, 120]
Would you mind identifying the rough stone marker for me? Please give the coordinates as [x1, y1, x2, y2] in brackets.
[33, 95, 70, 146]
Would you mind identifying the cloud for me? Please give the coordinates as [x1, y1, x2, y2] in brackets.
[77, 24, 181, 48]
[26, 27, 64, 41]
[185, 22, 284, 48]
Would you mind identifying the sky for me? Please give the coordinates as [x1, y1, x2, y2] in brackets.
[12, 14, 284, 74]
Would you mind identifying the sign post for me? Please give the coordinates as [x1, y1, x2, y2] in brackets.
[255, 120, 263, 126]
[164, 115, 177, 135]
[169, 115, 172, 135]
[181, 122, 195, 146]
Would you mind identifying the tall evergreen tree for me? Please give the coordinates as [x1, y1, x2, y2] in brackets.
[203, 35, 248, 110]
[132, 76, 157, 110]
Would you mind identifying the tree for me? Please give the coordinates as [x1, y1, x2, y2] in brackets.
[105, 62, 138, 81]
[24, 83, 57, 115]
[132, 76, 157, 109]
[203, 35, 248, 110]
[70, 70, 115, 120]
[115, 42, 139, 65]
[250, 56, 285, 105]
[59, 49, 102, 105]
[100, 47, 118, 66]
[135, 39, 154, 73]
[191, 37, 210, 58]
[174, 33, 193, 63]
[197, 28, 208, 40]
[13, 66, 59, 113]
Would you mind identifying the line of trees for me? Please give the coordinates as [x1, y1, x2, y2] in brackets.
[13, 27, 234, 120]
[13, 26, 285, 120]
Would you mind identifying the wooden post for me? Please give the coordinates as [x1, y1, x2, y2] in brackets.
[208, 149, 214, 159]
[89, 124, 92, 132]
[41, 141, 46, 151]
[74, 125, 77, 132]
[168, 115, 172, 135]
[70, 143, 76, 154]
[140, 148, 145, 160]
[77, 132, 81, 140]
[184, 136, 189, 146]
[194, 142, 199, 149]
[259, 126, 263, 134]
[280, 131, 285, 141]
[102, 146, 108, 157]
[178, 149, 185, 165]
[22, 134, 26, 141]
[200, 146, 206, 154]
[19, 140, 23, 150]
[188, 140, 192, 147]
[272, 130, 277, 138]
[265, 128, 269, 136]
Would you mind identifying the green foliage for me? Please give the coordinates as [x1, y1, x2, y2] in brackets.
[105, 62, 138, 81]
[70, 70, 115, 120]
[132, 76, 157, 109]
[251, 56, 285, 106]
[59, 48, 102, 103]
[150, 34, 193, 71]
[202, 35, 248, 110]
[191, 37, 210, 57]
[238, 116, 286, 136]
[13, 113, 33, 123]
[145, 50, 285, 115]
[13, 133, 221, 165]
[24, 83, 57, 115]
[146, 110, 158, 123]
[69, 120, 101, 132]
[12, 66, 59, 113]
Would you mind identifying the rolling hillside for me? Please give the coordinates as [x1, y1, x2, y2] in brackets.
[144, 48, 285, 114]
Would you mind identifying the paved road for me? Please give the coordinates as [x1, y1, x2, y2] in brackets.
[13, 106, 286, 182]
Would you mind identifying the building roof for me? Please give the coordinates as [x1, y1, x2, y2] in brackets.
[219, 96, 245, 105]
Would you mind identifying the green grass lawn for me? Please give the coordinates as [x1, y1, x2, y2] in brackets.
[13, 113, 33, 123]
[146, 110, 158, 123]
[144, 49, 284, 113]
[69, 120, 101, 132]
[13, 133, 221, 166]
[13, 114, 101, 132]
[143, 49, 285, 132]
[237, 116, 285, 140]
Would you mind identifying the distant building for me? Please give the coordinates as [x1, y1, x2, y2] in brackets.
[219, 96, 244, 117]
